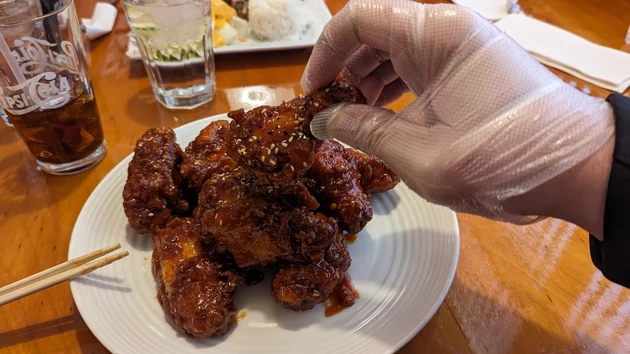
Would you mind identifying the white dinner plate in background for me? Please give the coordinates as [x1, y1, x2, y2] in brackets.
[125, 0, 332, 60]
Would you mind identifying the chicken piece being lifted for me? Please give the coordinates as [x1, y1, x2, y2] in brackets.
[344, 148, 401, 195]
[152, 218, 242, 338]
[195, 167, 338, 268]
[309, 140, 372, 234]
[271, 235, 352, 311]
[180, 120, 238, 191]
[123, 128, 190, 235]
[226, 76, 366, 180]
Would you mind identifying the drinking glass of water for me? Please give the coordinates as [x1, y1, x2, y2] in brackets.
[122, 0, 215, 109]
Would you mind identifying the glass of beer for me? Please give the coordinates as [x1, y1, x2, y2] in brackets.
[0, 0, 106, 175]
[122, 0, 215, 109]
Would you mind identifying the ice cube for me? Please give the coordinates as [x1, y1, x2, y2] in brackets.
[20, 126, 50, 144]
[60, 126, 96, 152]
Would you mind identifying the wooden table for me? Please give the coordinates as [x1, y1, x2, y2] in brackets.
[1, 0, 629, 353]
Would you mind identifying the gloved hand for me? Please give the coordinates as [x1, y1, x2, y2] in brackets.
[303, 0, 614, 222]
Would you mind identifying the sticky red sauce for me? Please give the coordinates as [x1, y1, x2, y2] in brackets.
[344, 233, 358, 244]
[324, 295, 345, 317]
[324, 273, 360, 317]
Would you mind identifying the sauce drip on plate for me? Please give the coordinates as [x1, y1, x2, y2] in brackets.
[324, 273, 360, 317]
[344, 233, 358, 244]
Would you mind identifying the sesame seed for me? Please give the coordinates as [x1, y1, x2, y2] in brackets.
[148, 212, 154, 217]
[293, 120, 299, 124]
[270, 143, 275, 149]
[298, 118, 305, 121]
[281, 142, 288, 147]
[248, 138, 253, 142]
[294, 113, 298, 118]
[270, 160, 276, 165]
[267, 149, 272, 155]
[325, 88, 329, 93]
[215, 213, 218, 219]
[313, 102, 320, 107]
[261, 156, 265, 162]
[336, 180, 343, 185]
[289, 137, 294, 142]
[211, 179, 218, 183]
[262, 109, 267, 113]
[275, 148, 279, 153]
[290, 165, 295, 171]
[303, 162, 307, 167]
[219, 219, 223, 225]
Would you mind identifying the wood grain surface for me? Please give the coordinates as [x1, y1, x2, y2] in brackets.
[0, 0, 629, 353]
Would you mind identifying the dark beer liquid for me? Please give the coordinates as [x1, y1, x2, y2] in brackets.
[8, 89, 104, 164]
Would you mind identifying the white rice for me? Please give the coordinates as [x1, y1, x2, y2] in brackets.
[248, 0, 312, 41]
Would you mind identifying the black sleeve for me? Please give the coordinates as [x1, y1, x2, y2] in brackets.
[590, 93, 630, 288]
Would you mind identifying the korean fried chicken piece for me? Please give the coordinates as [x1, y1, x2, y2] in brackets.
[123, 128, 189, 235]
[180, 120, 238, 191]
[195, 168, 338, 267]
[226, 77, 366, 179]
[152, 218, 242, 338]
[271, 236, 351, 311]
[344, 148, 401, 195]
[240, 168, 319, 211]
[271, 261, 339, 311]
[309, 140, 372, 234]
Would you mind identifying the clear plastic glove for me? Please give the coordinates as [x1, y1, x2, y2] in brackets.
[303, 0, 614, 222]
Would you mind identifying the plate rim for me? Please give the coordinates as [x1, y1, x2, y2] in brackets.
[69, 114, 460, 353]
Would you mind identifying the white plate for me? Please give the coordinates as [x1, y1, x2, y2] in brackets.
[125, 0, 332, 60]
[69, 115, 459, 354]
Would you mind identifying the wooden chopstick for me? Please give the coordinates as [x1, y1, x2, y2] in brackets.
[0, 244, 128, 306]
[0, 243, 121, 297]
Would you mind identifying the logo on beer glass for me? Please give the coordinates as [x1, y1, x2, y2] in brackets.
[0, 37, 79, 115]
